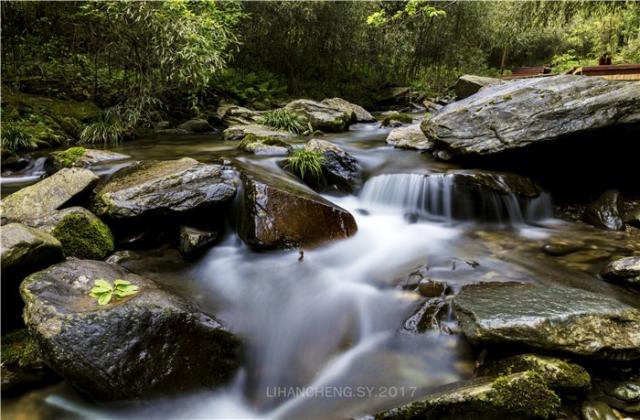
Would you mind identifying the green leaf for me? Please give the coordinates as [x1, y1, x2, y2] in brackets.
[97, 292, 112, 306]
[94, 279, 112, 289]
[113, 279, 131, 286]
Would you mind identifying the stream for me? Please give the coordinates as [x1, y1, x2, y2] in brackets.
[2, 119, 639, 419]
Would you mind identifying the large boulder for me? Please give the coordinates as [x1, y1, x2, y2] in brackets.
[45, 147, 130, 174]
[91, 158, 236, 221]
[28, 207, 114, 260]
[303, 139, 362, 192]
[1, 223, 62, 275]
[1, 168, 98, 224]
[601, 256, 640, 287]
[216, 103, 260, 126]
[320, 97, 375, 122]
[386, 124, 434, 151]
[236, 163, 357, 249]
[376, 371, 560, 420]
[454, 282, 640, 360]
[20, 259, 242, 401]
[422, 75, 640, 158]
[238, 133, 292, 156]
[285, 99, 351, 132]
[223, 124, 295, 141]
[582, 190, 625, 231]
[454, 74, 504, 99]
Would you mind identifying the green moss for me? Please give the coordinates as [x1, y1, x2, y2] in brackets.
[239, 133, 290, 150]
[1, 329, 41, 368]
[381, 112, 413, 127]
[52, 213, 114, 260]
[50, 147, 87, 168]
[502, 94, 513, 101]
[490, 372, 560, 419]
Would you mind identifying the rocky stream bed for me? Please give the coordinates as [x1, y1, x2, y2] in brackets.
[1, 76, 640, 420]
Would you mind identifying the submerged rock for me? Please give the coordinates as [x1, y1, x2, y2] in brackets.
[582, 190, 626, 231]
[454, 74, 504, 99]
[177, 118, 213, 133]
[285, 99, 351, 132]
[386, 124, 434, 151]
[20, 259, 242, 401]
[376, 371, 560, 419]
[303, 139, 361, 192]
[477, 354, 591, 394]
[28, 207, 114, 260]
[581, 400, 619, 420]
[1, 168, 98, 224]
[422, 75, 640, 158]
[0, 223, 62, 275]
[45, 147, 129, 174]
[236, 163, 357, 249]
[92, 158, 236, 220]
[601, 256, 640, 287]
[454, 282, 640, 360]
[320, 97, 375, 122]
[223, 124, 295, 141]
[178, 226, 219, 260]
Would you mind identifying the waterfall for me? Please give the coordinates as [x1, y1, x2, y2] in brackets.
[359, 173, 553, 225]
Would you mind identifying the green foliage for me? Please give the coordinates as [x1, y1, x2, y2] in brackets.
[259, 108, 307, 134]
[89, 279, 139, 306]
[1, 329, 40, 368]
[216, 69, 287, 107]
[52, 212, 114, 260]
[50, 147, 86, 168]
[284, 148, 325, 181]
[1, 123, 43, 154]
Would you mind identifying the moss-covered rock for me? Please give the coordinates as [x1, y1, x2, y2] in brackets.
[238, 133, 292, 155]
[223, 123, 295, 141]
[46, 147, 130, 174]
[386, 123, 434, 151]
[478, 354, 591, 394]
[284, 99, 351, 132]
[50, 209, 114, 260]
[1, 329, 59, 395]
[381, 112, 413, 127]
[0, 223, 63, 274]
[376, 371, 560, 419]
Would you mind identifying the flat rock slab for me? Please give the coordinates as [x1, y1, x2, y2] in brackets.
[422, 75, 640, 158]
[1, 168, 98, 224]
[386, 124, 434, 151]
[454, 282, 640, 360]
[92, 157, 236, 220]
[321, 97, 375, 122]
[236, 162, 357, 249]
[20, 259, 242, 401]
[223, 124, 295, 141]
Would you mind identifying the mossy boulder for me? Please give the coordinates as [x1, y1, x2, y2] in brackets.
[302, 139, 362, 193]
[0, 168, 99, 224]
[216, 103, 260, 126]
[381, 112, 413, 127]
[285, 99, 351, 132]
[20, 259, 243, 401]
[236, 161, 357, 249]
[1, 329, 59, 395]
[223, 124, 295, 141]
[238, 133, 292, 156]
[376, 371, 560, 419]
[177, 118, 213, 133]
[46, 147, 130, 174]
[320, 97, 375, 122]
[477, 354, 591, 394]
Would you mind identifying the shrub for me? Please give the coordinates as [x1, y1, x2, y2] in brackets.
[284, 148, 325, 180]
[260, 108, 307, 134]
[0, 123, 44, 154]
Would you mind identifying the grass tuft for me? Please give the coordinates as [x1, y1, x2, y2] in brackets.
[260, 108, 307, 134]
[284, 148, 325, 180]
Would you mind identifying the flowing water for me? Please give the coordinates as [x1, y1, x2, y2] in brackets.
[2, 120, 639, 419]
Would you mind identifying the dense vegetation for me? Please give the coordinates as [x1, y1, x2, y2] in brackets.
[2, 0, 639, 153]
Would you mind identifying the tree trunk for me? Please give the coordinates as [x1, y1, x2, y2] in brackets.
[500, 45, 509, 75]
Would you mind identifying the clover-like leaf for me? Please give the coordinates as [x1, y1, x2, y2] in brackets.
[97, 292, 112, 306]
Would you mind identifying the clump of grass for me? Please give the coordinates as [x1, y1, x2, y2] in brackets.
[284, 148, 325, 180]
[381, 112, 413, 127]
[260, 108, 307, 134]
[80, 118, 126, 145]
[0, 123, 44, 154]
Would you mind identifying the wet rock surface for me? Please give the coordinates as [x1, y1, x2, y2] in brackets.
[1, 168, 98, 224]
[92, 157, 236, 220]
[601, 256, 640, 287]
[46, 147, 129, 174]
[453, 282, 640, 359]
[1, 223, 63, 275]
[376, 371, 560, 420]
[422, 75, 640, 158]
[386, 124, 434, 151]
[20, 259, 242, 401]
[178, 226, 219, 260]
[223, 124, 295, 141]
[236, 162, 357, 249]
[582, 190, 626, 231]
[177, 118, 214, 133]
